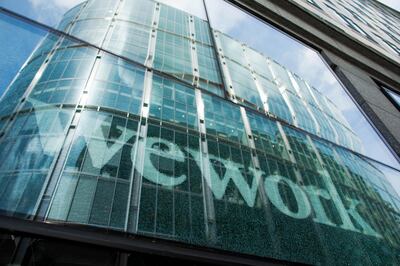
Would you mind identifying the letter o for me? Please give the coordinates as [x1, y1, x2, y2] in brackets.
[264, 175, 311, 219]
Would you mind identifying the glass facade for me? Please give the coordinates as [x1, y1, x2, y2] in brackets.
[298, 0, 400, 57]
[0, 0, 399, 265]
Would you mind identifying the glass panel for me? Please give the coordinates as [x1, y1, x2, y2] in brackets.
[149, 75, 198, 130]
[205, 0, 399, 168]
[47, 110, 138, 229]
[138, 122, 205, 245]
[298, 0, 400, 57]
[202, 94, 248, 145]
[86, 54, 145, 114]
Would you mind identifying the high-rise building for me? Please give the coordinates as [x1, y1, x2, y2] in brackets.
[0, 0, 399, 265]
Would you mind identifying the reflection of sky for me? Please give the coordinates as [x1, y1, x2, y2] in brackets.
[205, 0, 400, 169]
[0, 0, 84, 27]
[1, 0, 399, 170]
[0, 13, 45, 98]
[375, 162, 400, 200]
[157, 0, 206, 19]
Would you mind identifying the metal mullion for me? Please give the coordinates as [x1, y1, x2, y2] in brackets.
[288, 72, 321, 135]
[64, 173, 85, 223]
[125, 69, 153, 233]
[145, 2, 161, 68]
[212, 32, 237, 102]
[202, 0, 229, 97]
[195, 89, 217, 242]
[188, 15, 200, 87]
[305, 134, 374, 264]
[239, 106, 282, 252]
[242, 46, 270, 113]
[38, 50, 102, 220]
[276, 122, 304, 184]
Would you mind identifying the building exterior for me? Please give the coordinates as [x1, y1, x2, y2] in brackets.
[0, 0, 399, 265]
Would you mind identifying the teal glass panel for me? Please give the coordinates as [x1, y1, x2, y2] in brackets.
[285, 91, 318, 135]
[118, 0, 155, 26]
[291, 74, 318, 107]
[153, 31, 193, 82]
[47, 110, 139, 229]
[202, 94, 248, 145]
[86, 54, 145, 115]
[78, 0, 117, 20]
[269, 60, 297, 93]
[56, 3, 85, 32]
[196, 43, 223, 95]
[0, 108, 73, 217]
[247, 111, 290, 161]
[244, 47, 275, 82]
[103, 21, 151, 64]
[225, 59, 262, 107]
[158, 4, 190, 38]
[69, 19, 111, 46]
[149, 75, 198, 130]
[282, 125, 321, 172]
[217, 32, 247, 65]
[194, 17, 212, 45]
[308, 104, 337, 143]
[257, 76, 293, 123]
[26, 46, 97, 108]
[138, 122, 206, 245]
[0, 54, 47, 117]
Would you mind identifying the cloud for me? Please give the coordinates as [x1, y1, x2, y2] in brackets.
[158, 0, 206, 19]
[29, 0, 83, 9]
[204, 0, 248, 33]
[291, 48, 355, 114]
[28, 0, 84, 26]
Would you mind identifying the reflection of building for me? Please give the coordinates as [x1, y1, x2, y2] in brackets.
[0, 0, 399, 265]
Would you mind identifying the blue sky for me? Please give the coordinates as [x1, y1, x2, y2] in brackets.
[0, 13, 45, 97]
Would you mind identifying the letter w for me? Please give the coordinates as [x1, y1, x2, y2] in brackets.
[204, 155, 263, 207]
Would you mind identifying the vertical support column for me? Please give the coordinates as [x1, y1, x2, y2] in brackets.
[195, 89, 217, 242]
[305, 135, 375, 236]
[37, 0, 122, 219]
[239, 106, 280, 254]
[188, 15, 200, 87]
[145, 2, 161, 69]
[242, 46, 270, 113]
[97, 0, 125, 48]
[126, 69, 153, 233]
[213, 31, 237, 103]
[276, 122, 304, 184]
[239, 107, 268, 203]
[305, 82, 340, 145]
[331, 147, 356, 188]
[39, 51, 103, 219]
[126, 1, 160, 233]
[267, 60, 299, 128]
[63, 1, 89, 34]
[288, 72, 321, 136]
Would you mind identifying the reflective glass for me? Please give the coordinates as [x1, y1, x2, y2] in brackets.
[205, 0, 399, 168]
